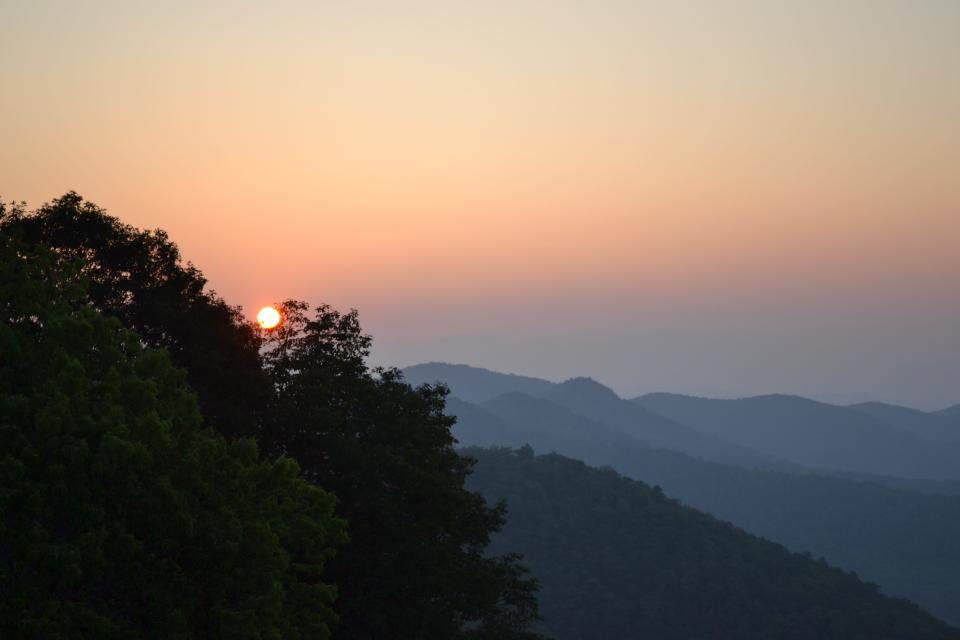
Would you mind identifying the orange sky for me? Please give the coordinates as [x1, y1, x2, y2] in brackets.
[2, 1, 958, 406]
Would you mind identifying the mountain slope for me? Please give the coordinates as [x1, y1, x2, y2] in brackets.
[635, 392, 960, 480]
[445, 396, 527, 446]
[448, 394, 960, 624]
[481, 392, 638, 449]
[466, 447, 960, 640]
[402, 362, 555, 403]
[850, 401, 960, 444]
[938, 404, 960, 419]
[539, 378, 782, 468]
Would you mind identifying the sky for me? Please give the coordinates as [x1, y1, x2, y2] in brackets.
[2, 0, 958, 408]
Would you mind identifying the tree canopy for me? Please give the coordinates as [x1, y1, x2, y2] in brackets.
[261, 301, 543, 639]
[0, 193, 271, 440]
[0, 228, 346, 639]
[0, 194, 545, 639]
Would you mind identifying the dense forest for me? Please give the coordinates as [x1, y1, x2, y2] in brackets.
[2, 195, 958, 638]
[0, 194, 542, 639]
[466, 446, 960, 640]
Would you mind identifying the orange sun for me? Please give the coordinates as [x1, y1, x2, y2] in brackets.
[256, 306, 282, 330]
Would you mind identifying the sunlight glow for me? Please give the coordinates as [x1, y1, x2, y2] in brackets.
[257, 306, 281, 330]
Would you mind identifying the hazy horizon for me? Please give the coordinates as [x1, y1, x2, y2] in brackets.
[391, 357, 955, 412]
[3, 0, 958, 410]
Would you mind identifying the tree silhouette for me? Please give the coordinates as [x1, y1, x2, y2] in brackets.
[0, 193, 270, 440]
[260, 300, 544, 639]
[0, 230, 346, 639]
[1, 195, 545, 639]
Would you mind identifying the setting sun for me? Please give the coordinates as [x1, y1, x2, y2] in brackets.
[257, 306, 281, 330]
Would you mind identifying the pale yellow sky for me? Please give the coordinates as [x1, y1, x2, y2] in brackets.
[2, 1, 958, 405]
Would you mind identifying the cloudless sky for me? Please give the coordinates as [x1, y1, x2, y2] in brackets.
[2, 1, 958, 407]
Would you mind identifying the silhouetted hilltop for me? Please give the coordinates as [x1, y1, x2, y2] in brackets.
[467, 447, 960, 640]
[850, 401, 960, 444]
[635, 392, 960, 480]
[541, 378, 782, 468]
[541, 376, 619, 402]
[402, 362, 555, 403]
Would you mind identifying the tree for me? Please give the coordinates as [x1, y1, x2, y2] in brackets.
[0, 229, 346, 639]
[0, 193, 271, 440]
[1, 195, 546, 639]
[261, 301, 544, 640]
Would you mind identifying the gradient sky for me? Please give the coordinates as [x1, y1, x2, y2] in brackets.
[2, 1, 958, 408]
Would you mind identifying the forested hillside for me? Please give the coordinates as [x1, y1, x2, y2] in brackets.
[467, 447, 960, 640]
[448, 392, 960, 624]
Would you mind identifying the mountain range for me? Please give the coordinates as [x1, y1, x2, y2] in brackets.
[405, 362, 960, 480]
[403, 362, 960, 625]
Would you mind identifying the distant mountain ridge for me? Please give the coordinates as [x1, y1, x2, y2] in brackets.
[405, 365, 794, 469]
[404, 362, 960, 623]
[849, 401, 960, 444]
[540, 378, 786, 469]
[635, 392, 960, 480]
[939, 404, 960, 418]
[404, 362, 960, 480]
[402, 362, 555, 403]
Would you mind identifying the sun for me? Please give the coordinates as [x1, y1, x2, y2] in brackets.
[256, 306, 282, 330]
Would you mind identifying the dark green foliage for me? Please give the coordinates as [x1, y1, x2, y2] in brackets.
[261, 302, 544, 640]
[0, 232, 346, 639]
[466, 447, 960, 640]
[0, 193, 271, 440]
[1, 195, 545, 639]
